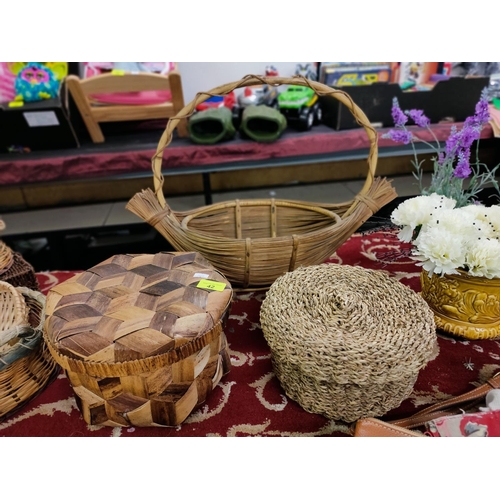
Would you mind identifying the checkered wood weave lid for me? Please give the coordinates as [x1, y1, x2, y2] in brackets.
[44, 252, 232, 364]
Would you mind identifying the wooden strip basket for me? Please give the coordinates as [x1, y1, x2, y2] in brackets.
[0, 252, 40, 291]
[43, 251, 233, 427]
[0, 220, 14, 276]
[0, 221, 38, 290]
[127, 75, 398, 289]
[0, 282, 59, 421]
[0, 241, 13, 275]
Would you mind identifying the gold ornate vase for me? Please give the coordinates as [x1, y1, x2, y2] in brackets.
[420, 269, 500, 340]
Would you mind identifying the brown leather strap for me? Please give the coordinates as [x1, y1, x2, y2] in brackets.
[387, 372, 500, 429]
[354, 418, 424, 437]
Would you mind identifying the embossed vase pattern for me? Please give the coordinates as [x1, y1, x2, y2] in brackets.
[420, 269, 500, 340]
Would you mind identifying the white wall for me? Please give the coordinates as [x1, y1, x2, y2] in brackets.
[177, 62, 314, 103]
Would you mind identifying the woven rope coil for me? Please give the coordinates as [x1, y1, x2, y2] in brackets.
[259, 264, 438, 422]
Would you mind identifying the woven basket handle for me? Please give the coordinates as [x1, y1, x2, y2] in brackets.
[151, 74, 379, 208]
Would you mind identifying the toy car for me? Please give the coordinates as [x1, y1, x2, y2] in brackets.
[195, 91, 236, 112]
[278, 85, 322, 131]
[237, 85, 279, 109]
[232, 84, 279, 126]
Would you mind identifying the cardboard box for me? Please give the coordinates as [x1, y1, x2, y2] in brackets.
[319, 76, 490, 130]
[321, 63, 392, 87]
[0, 83, 80, 153]
[398, 62, 439, 85]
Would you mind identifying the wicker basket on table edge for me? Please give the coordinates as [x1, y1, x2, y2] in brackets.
[0, 221, 39, 291]
[0, 281, 59, 422]
[260, 264, 439, 423]
[126, 74, 398, 291]
[0, 240, 14, 275]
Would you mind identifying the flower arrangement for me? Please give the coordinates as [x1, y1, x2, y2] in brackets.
[384, 91, 499, 207]
[385, 92, 500, 279]
[392, 194, 500, 278]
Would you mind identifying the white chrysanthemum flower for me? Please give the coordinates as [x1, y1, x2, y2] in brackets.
[391, 192, 500, 278]
[412, 225, 466, 276]
[424, 207, 487, 240]
[391, 194, 456, 242]
[466, 238, 500, 279]
[461, 204, 500, 238]
[461, 204, 487, 217]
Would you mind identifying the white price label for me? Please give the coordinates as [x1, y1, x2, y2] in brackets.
[23, 111, 60, 127]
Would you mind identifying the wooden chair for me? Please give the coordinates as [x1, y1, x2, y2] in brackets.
[66, 70, 188, 143]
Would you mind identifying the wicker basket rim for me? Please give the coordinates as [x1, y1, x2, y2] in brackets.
[0, 280, 29, 333]
[0, 241, 14, 277]
[182, 198, 342, 221]
[179, 202, 343, 241]
[0, 286, 46, 368]
[133, 191, 365, 243]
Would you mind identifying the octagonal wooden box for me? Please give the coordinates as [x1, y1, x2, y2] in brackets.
[43, 252, 233, 427]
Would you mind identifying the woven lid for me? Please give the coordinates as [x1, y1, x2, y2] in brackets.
[45, 252, 232, 363]
[260, 264, 438, 386]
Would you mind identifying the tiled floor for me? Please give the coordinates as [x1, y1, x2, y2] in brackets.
[0, 173, 428, 237]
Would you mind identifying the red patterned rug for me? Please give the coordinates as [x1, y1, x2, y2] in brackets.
[2, 230, 499, 437]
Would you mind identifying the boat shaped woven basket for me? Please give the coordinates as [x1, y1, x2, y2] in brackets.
[0, 282, 58, 421]
[127, 75, 397, 290]
[260, 264, 439, 423]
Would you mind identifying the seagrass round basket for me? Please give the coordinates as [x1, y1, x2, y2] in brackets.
[259, 264, 438, 423]
[0, 283, 59, 421]
[126, 74, 397, 290]
[43, 251, 233, 427]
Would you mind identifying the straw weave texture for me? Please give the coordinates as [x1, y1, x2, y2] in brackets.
[44, 252, 233, 427]
[0, 241, 13, 274]
[0, 286, 58, 421]
[0, 280, 28, 332]
[260, 264, 438, 422]
[127, 75, 398, 290]
[0, 251, 39, 291]
[0, 222, 12, 273]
